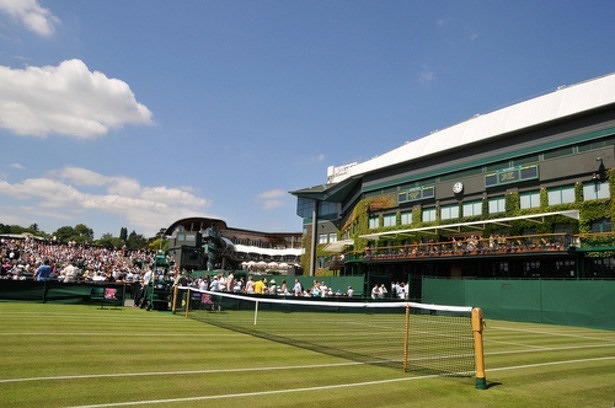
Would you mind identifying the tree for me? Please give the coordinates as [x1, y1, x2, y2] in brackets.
[96, 233, 125, 249]
[53, 224, 94, 243]
[149, 237, 168, 252]
[126, 230, 147, 250]
[74, 224, 94, 241]
[119, 227, 128, 242]
[54, 226, 76, 242]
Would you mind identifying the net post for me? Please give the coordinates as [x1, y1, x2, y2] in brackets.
[253, 300, 259, 325]
[403, 303, 410, 373]
[471, 307, 487, 390]
[185, 288, 191, 319]
[171, 285, 178, 314]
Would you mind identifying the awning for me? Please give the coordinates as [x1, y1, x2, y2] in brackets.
[360, 210, 580, 240]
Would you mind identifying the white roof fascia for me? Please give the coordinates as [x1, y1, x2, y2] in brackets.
[330, 73, 615, 184]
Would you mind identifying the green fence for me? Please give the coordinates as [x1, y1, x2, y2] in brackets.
[422, 278, 615, 330]
[0, 280, 128, 307]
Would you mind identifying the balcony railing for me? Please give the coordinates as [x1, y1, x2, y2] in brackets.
[336, 232, 596, 264]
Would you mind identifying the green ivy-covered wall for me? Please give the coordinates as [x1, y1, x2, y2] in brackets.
[336, 168, 615, 250]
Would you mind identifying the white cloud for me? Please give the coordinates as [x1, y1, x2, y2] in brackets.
[0, 59, 153, 138]
[256, 189, 288, 210]
[417, 64, 435, 85]
[0, 0, 59, 37]
[10, 163, 24, 170]
[0, 166, 213, 236]
[313, 153, 325, 162]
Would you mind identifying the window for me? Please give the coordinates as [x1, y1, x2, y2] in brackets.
[422, 208, 436, 222]
[520, 191, 541, 209]
[485, 165, 539, 187]
[547, 185, 575, 205]
[368, 216, 379, 229]
[462, 201, 482, 217]
[591, 218, 612, 233]
[318, 234, 328, 244]
[398, 185, 435, 203]
[400, 211, 412, 225]
[543, 146, 573, 160]
[440, 204, 459, 220]
[583, 181, 610, 200]
[488, 197, 505, 214]
[383, 213, 396, 227]
[296, 197, 315, 219]
[328, 233, 337, 243]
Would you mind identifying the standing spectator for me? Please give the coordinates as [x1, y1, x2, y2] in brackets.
[292, 279, 303, 296]
[378, 284, 388, 299]
[35, 259, 52, 281]
[279, 279, 289, 295]
[226, 272, 234, 292]
[245, 276, 255, 294]
[62, 262, 78, 283]
[269, 279, 277, 295]
[370, 284, 379, 300]
[253, 277, 265, 294]
[218, 274, 226, 292]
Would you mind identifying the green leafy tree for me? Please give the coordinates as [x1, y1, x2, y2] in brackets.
[96, 233, 125, 249]
[53, 224, 94, 243]
[119, 227, 128, 242]
[74, 224, 94, 241]
[149, 237, 168, 252]
[126, 230, 147, 250]
[53, 226, 76, 242]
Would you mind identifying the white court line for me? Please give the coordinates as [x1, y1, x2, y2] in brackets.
[0, 332, 242, 337]
[489, 325, 615, 342]
[64, 356, 615, 408]
[486, 342, 615, 356]
[2, 341, 614, 385]
[487, 339, 552, 350]
[0, 361, 364, 384]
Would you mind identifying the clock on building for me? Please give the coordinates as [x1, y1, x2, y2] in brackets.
[452, 181, 464, 194]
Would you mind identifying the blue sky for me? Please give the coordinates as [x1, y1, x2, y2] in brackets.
[1, 1, 615, 238]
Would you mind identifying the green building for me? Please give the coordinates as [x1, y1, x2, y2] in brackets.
[292, 73, 615, 294]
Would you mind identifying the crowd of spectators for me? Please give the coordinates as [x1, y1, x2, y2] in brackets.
[0, 235, 164, 284]
[2, 236, 409, 302]
[364, 233, 570, 260]
[181, 273, 357, 298]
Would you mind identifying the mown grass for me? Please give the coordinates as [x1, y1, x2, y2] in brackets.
[0, 301, 614, 408]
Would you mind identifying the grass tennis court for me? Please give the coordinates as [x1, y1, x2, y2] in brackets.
[1, 301, 614, 408]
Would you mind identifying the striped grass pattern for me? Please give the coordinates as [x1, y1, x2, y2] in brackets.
[0, 302, 614, 408]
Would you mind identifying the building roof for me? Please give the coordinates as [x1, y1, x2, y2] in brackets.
[327, 73, 615, 184]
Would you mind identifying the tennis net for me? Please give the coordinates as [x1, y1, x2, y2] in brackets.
[173, 286, 485, 380]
